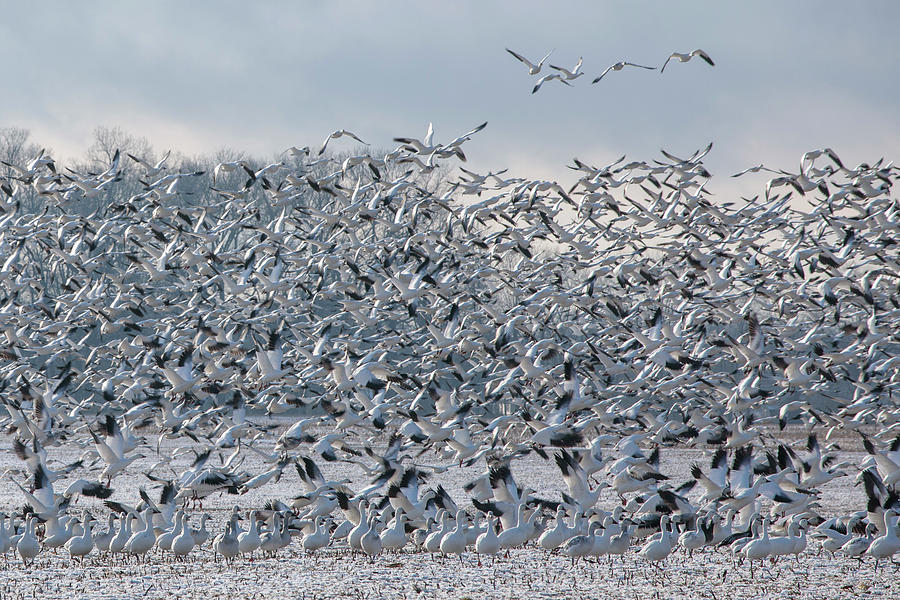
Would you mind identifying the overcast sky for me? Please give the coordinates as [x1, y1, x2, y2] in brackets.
[2, 1, 898, 196]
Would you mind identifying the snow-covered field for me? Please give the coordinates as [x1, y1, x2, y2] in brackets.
[1, 426, 896, 600]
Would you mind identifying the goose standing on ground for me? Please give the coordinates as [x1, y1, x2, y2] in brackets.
[742, 517, 773, 577]
[18, 516, 40, 567]
[171, 513, 196, 558]
[303, 516, 331, 555]
[66, 512, 94, 563]
[191, 513, 211, 547]
[563, 521, 602, 565]
[213, 517, 240, 564]
[380, 510, 409, 552]
[94, 513, 118, 555]
[638, 515, 674, 564]
[360, 515, 383, 559]
[440, 509, 468, 561]
[125, 509, 156, 562]
[259, 513, 284, 557]
[867, 509, 900, 571]
[238, 510, 261, 556]
[538, 507, 573, 550]
[108, 513, 133, 556]
[475, 515, 500, 566]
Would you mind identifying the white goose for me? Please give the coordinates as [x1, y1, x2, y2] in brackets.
[171, 513, 196, 558]
[66, 512, 94, 562]
[867, 509, 900, 570]
[213, 517, 240, 564]
[638, 515, 674, 563]
[562, 521, 602, 564]
[440, 509, 468, 560]
[360, 515, 383, 559]
[238, 510, 261, 556]
[302, 516, 331, 554]
[380, 510, 409, 552]
[474, 516, 501, 565]
[18, 516, 41, 567]
[538, 507, 572, 550]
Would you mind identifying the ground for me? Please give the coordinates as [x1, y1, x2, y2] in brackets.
[0, 425, 894, 599]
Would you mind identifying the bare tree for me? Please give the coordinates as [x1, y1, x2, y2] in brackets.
[0, 127, 43, 177]
[85, 125, 153, 169]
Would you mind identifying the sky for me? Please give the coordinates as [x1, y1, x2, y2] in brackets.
[2, 1, 899, 198]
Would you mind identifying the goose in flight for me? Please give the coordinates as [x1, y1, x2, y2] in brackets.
[660, 49, 715, 73]
[318, 129, 367, 156]
[549, 56, 584, 81]
[592, 61, 655, 83]
[505, 48, 553, 75]
[532, 72, 572, 94]
[127, 150, 171, 178]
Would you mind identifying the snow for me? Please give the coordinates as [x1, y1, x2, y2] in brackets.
[0, 426, 895, 599]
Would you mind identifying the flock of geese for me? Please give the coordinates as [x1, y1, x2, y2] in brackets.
[0, 117, 899, 579]
[505, 47, 715, 93]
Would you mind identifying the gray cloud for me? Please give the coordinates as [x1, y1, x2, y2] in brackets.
[2, 0, 898, 193]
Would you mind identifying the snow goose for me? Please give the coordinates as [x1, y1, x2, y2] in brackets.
[259, 513, 283, 557]
[191, 513, 211, 547]
[867, 509, 900, 570]
[840, 524, 878, 561]
[767, 517, 803, 561]
[171, 513, 196, 558]
[660, 49, 715, 73]
[440, 509, 468, 560]
[124, 509, 156, 562]
[678, 517, 707, 557]
[592, 61, 655, 83]
[0, 514, 12, 556]
[862, 435, 900, 487]
[555, 449, 606, 509]
[531, 72, 571, 94]
[90, 415, 144, 484]
[278, 512, 293, 551]
[360, 515, 383, 559]
[475, 515, 500, 565]
[238, 510, 261, 556]
[318, 129, 367, 156]
[589, 516, 619, 557]
[538, 507, 572, 550]
[424, 510, 451, 554]
[562, 521, 601, 565]
[380, 510, 409, 552]
[108, 513, 133, 555]
[213, 518, 240, 564]
[155, 510, 182, 552]
[303, 516, 331, 554]
[66, 512, 94, 563]
[42, 514, 74, 551]
[742, 517, 773, 576]
[17, 516, 40, 567]
[126, 149, 171, 178]
[813, 515, 862, 555]
[638, 515, 674, 563]
[606, 521, 635, 557]
[497, 504, 532, 551]
[549, 56, 584, 81]
[348, 500, 371, 551]
[506, 48, 553, 75]
[93, 514, 117, 555]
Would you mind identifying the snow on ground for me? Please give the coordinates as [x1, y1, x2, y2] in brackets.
[0, 425, 895, 599]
